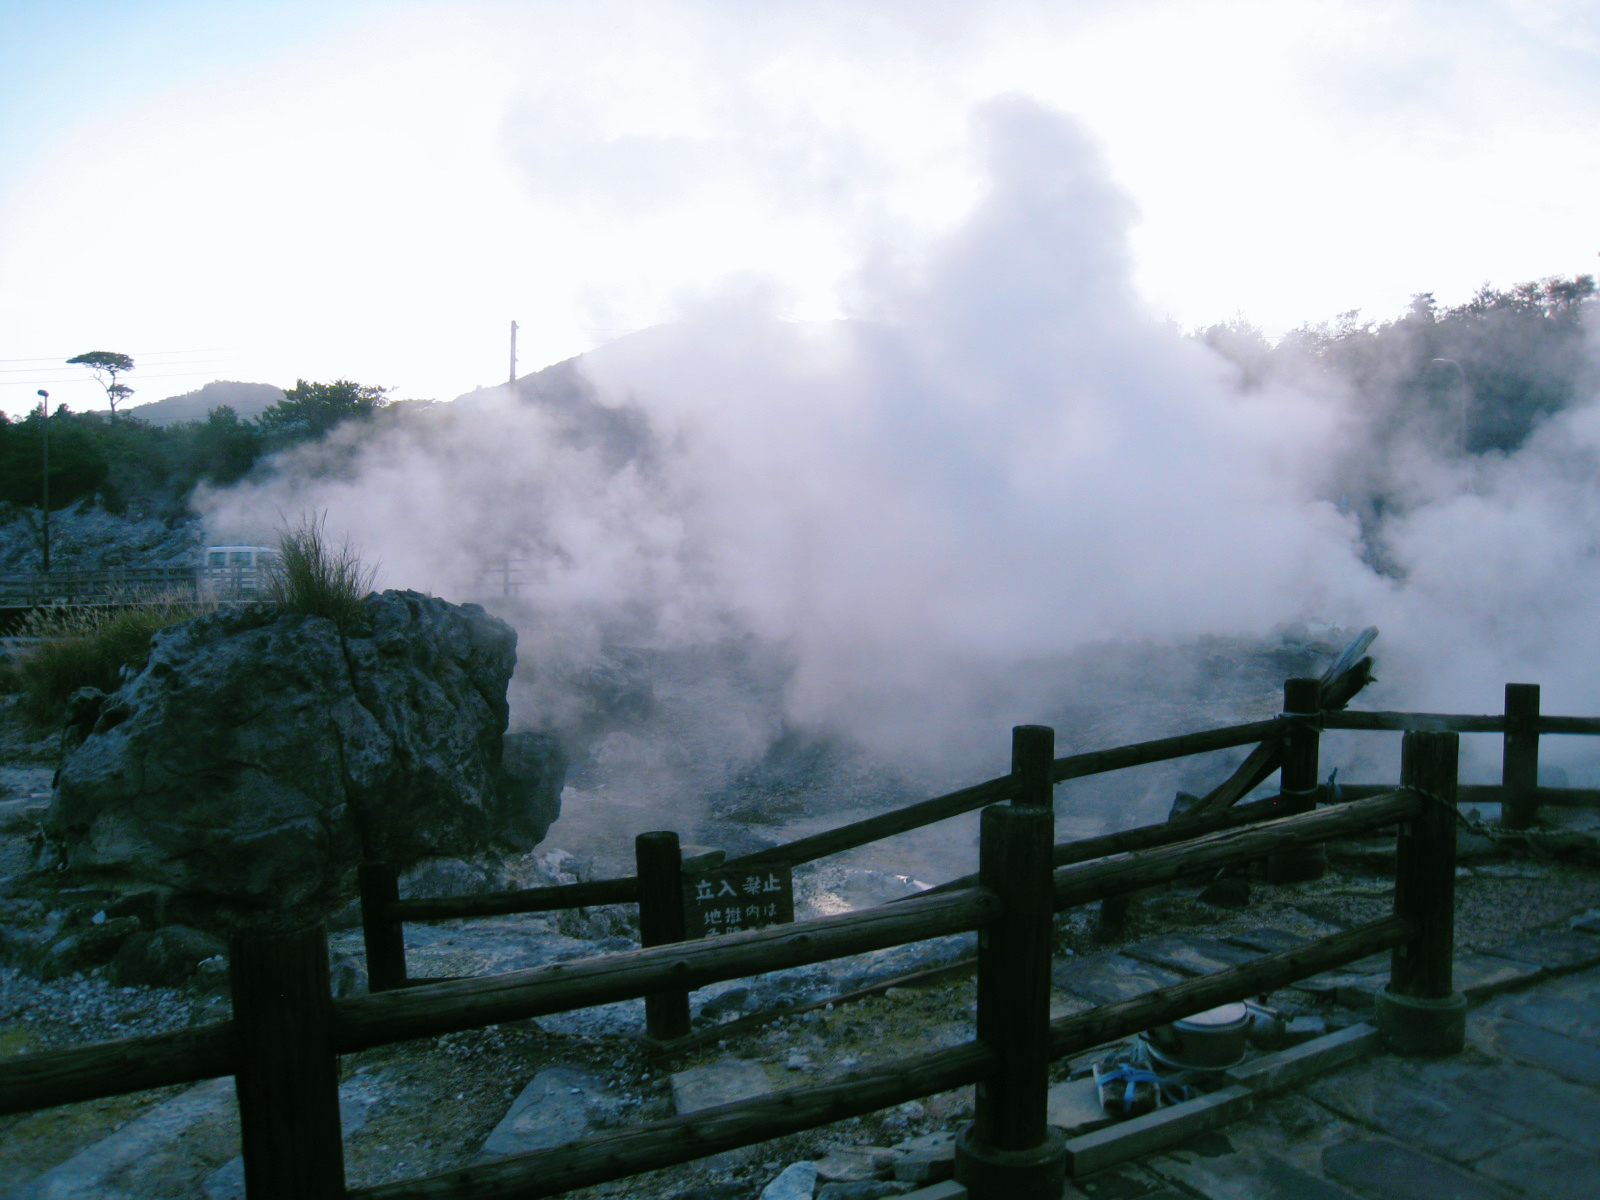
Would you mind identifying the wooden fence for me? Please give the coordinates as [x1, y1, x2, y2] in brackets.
[4, 670, 1599, 1198]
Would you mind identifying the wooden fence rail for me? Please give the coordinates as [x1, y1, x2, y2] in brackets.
[362, 675, 1600, 995]
[0, 729, 1464, 1200]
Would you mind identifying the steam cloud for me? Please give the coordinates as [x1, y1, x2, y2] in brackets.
[199, 98, 1600, 803]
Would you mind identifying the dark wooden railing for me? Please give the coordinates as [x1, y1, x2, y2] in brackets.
[0, 723, 1469, 1200]
[7, 644, 1597, 1198]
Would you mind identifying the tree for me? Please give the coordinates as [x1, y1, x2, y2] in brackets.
[67, 351, 136, 417]
[258, 379, 390, 442]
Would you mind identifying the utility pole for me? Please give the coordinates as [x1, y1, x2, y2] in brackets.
[509, 320, 518, 391]
[36, 389, 49, 572]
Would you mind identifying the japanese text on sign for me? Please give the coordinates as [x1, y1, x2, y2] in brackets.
[681, 864, 795, 939]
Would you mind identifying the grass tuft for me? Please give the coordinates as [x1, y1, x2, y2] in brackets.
[0, 591, 210, 725]
[264, 512, 378, 634]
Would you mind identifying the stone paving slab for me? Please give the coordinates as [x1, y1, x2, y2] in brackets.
[1303, 1059, 1525, 1163]
[1505, 992, 1600, 1044]
[1485, 928, 1600, 974]
[1053, 955, 1187, 1006]
[1482, 1017, 1600, 1087]
[1220, 928, 1308, 955]
[1117, 936, 1264, 977]
[1146, 1141, 1362, 1200]
[1452, 952, 1544, 999]
[1448, 1061, 1600, 1149]
[1320, 1138, 1517, 1200]
[1474, 1135, 1600, 1196]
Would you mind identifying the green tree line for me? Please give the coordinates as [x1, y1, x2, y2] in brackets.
[0, 379, 393, 519]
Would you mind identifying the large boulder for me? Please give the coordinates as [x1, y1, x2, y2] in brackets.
[47, 590, 565, 912]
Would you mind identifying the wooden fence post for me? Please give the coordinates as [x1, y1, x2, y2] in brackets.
[358, 862, 406, 993]
[636, 831, 691, 1042]
[1378, 730, 1466, 1055]
[230, 922, 346, 1198]
[1267, 677, 1326, 883]
[1501, 683, 1539, 831]
[955, 801, 1065, 1199]
[1011, 724, 1054, 808]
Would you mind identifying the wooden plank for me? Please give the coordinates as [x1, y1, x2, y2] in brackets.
[723, 774, 1017, 870]
[0, 1022, 237, 1117]
[913, 798, 1288, 901]
[1011, 724, 1054, 807]
[971, 803, 1055, 1152]
[1267, 678, 1325, 884]
[636, 831, 691, 1041]
[1536, 716, 1600, 735]
[1322, 784, 1600, 809]
[1321, 711, 1506, 732]
[359, 861, 408, 992]
[1063, 1085, 1254, 1177]
[1053, 791, 1423, 913]
[348, 1041, 998, 1199]
[1048, 916, 1411, 1059]
[648, 957, 979, 1058]
[1050, 719, 1284, 784]
[1392, 732, 1458, 999]
[230, 922, 345, 1198]
[1501, 684, 1539, 830]
[332, 887, 1000, 1053]
[390, 875, 640, 921]
[1189, 649, 1376, 819]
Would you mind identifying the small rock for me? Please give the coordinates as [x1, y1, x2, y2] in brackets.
[34, 917, 143, 980]
[110, 925, 227, 988]
[760, 1161, 817, 1200]
[816, 1145, 896, 1183]
[891, 1131, 956, 1185]
[785, 1053, 812, 1071]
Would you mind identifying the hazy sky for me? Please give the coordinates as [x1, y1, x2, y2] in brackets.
[2, 0, 1596, 419]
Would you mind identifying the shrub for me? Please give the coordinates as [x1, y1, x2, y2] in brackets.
[264, 513, 377, 634]
[2, 591, 208, 724]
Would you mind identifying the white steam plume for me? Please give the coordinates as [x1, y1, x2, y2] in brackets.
[198, 97, 1598, 801]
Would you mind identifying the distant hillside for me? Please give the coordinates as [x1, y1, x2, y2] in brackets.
[125, 380, 284, 427]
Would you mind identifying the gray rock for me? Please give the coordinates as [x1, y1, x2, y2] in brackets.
[399, 855, 509, 900]
[109, 924, 226, 987]
[479, 1067, 610, 1159]
[34, 916, 142, 980]
[497, 730, 565, 849]
[760, 1161, 817, 1200]
[47, 591, 563, 912]
[815, 1145, 896, 1183]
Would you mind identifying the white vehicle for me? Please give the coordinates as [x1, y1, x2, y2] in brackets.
[200, 545, 279, 598]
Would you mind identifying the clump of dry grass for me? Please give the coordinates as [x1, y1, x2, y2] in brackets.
[0, 590, 209, 724]
[264, 512, 377, 634]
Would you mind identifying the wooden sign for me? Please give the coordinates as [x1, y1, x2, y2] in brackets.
[681, 864, 794, 939]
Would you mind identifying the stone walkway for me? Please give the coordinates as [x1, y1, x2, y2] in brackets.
[1053, 910, 1600, 1200]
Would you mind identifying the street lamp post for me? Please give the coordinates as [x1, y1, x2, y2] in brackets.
[36, 389, 49, 572]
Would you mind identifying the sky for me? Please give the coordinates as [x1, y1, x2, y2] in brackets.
[1, 0, 1597, 420]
